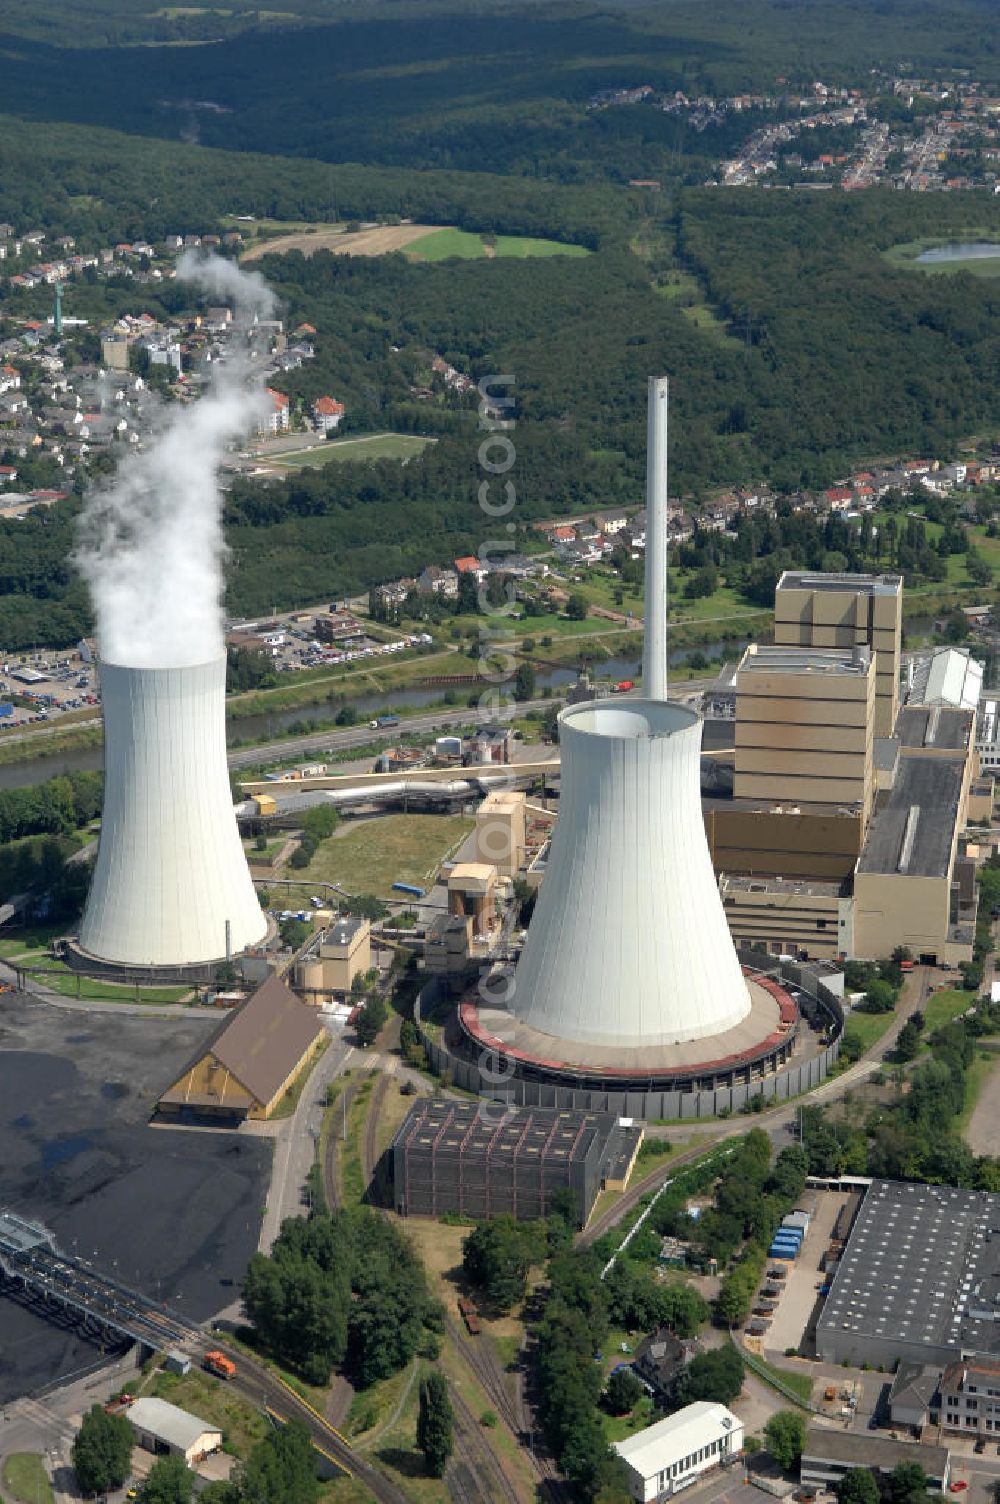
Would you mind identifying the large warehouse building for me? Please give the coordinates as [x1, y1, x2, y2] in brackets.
[816, 1180, 1000, 1369]
[157, 974, 325, 1125]
[390, 1100, 643, 1224]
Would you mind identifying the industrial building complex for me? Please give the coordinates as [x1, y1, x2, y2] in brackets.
[390, 1099, 643, 1224]
[817, 1180, 1000, 1370]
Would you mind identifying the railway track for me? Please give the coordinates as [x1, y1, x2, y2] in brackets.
[362, 1071, 390, 1193]
[448, 1377, 522, 1504]
[207, 1339, 409, 1504]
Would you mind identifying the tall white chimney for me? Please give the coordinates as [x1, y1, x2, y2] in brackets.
[642, 375, 669, 702]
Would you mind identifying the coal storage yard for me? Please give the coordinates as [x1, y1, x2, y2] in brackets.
[0, 993, 271, 1402]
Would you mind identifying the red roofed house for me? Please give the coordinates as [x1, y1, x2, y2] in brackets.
[454, 556, 486, 581]
[260, 388, 290, 435]
[313, 396, 345, 435]
[550, 524, 577, 543]
[296, 322, 317, 336]
[823, 486, 853, 511]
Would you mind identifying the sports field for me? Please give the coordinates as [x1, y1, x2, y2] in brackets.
[268, 433, 434, 468]
[407, 227, 590, 261]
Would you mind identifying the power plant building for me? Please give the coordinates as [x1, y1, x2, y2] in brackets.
[78, 654, 267, 970]
[734, 643, 876, 820]
[390, 1099, 643, 1223]
[294, 916, 372, 998]
[773, 571, 903, 737]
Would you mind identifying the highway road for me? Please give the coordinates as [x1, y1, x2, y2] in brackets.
[225, 697, 559, 770]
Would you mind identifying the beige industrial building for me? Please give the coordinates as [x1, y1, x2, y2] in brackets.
[774, 570, 902, 737]
[474, 789, 526, 876]
[734, 643, 876, 820]
[710, 572, 982, 965]
[294, 916, 372, 998]
[447, 863, 499, 938]
[127, 1397, 222, 1464]
[157, 974, 325, 1123]
[853, 707, 978, 964]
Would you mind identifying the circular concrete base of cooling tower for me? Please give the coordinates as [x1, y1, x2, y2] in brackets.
[60, 909, 277, 986]
[457, 970, 795, 1089]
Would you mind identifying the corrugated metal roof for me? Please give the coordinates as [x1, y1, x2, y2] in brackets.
[128, 1398, 220, 1453]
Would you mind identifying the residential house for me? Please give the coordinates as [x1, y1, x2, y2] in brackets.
[940, 1359, 1000, 1435]
[633, 1328, 698, 1400]
[313, 396, 345, 435]
[417, 565, 459, 598]
[454, 556, 487, 581]
[260, 388, 290, 435]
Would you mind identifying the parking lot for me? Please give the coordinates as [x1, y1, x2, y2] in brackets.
[763, 1189, 849, 1357]
[0, 647, 99, 728]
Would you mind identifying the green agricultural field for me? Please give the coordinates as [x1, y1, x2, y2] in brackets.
[268, 433, 434, 468]
[299, 812, 473, 897]
[406, 227, 590, 261]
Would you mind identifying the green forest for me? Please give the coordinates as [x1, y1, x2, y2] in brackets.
[2, 1, 1000, 643]
[1, 0, 999, 174]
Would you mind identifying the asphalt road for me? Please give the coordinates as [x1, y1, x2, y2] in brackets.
[226, 696, 560, 770]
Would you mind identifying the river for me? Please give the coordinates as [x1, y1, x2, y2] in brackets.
[0, 642, 749, 790]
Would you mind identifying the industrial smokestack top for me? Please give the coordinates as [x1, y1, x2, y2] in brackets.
[642, 375, 669, 702]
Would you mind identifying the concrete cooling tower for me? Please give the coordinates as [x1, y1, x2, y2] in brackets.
[510, 697, 751, 1049]
[78, 654, 267, 969]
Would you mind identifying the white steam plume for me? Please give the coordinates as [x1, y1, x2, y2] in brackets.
[77, 254, 276, 669]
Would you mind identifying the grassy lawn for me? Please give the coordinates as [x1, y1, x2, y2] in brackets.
[268, 433, 434, 467]
[376, 1078, 420, 1160]
[148, 1367, 270, 1458]
[958, 1050, 996, 1135]
[16, 959, 190, 1005]
[603, 1393, 657, 1444]
[0, 923, 66, 959]
[339, 1074, 374, 1206]
[842, 1007, 898, 1053]
[1, 1454, 53, 1504]
[747, 1351, 814, 1403]
[299, 812, 473, 898]
[269, 1035, 330, 1121]
[407, 227, 589, 260]
[923, 987, 973, 1033]
[317, 1478, 374, 1504]
[346, 1358, 414, 1441]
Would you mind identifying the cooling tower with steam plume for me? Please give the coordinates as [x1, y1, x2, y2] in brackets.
[507, 377, 754, 1057]
[76, 255, 270, 970]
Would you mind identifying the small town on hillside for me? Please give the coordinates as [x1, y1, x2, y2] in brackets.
[592, 72, 1000, 193]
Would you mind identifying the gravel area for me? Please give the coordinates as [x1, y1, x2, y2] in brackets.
[0, 994, 271, 1401]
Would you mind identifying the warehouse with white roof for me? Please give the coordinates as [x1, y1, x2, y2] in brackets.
[127, 1397, 222, 1465]
[613, 1401, 743, 1501]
